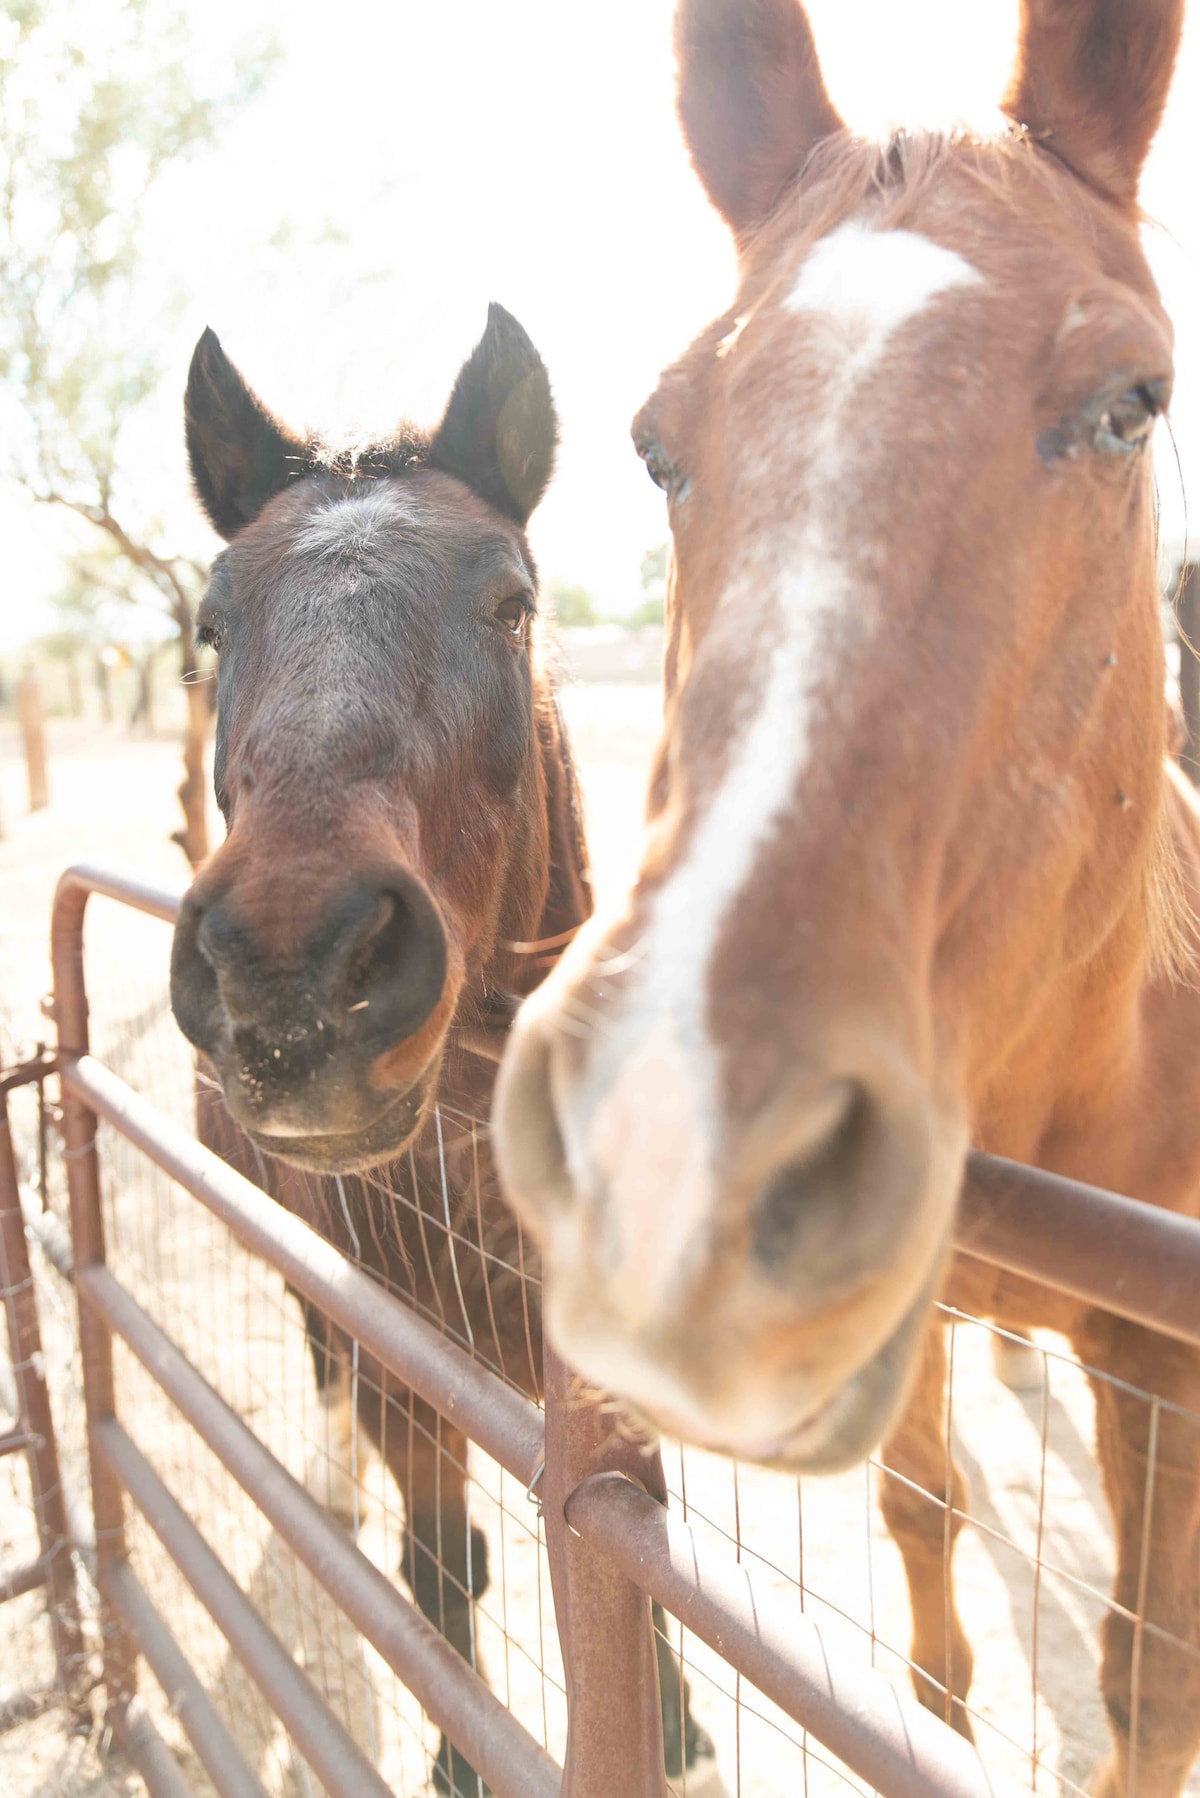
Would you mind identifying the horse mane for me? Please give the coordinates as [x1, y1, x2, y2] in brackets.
[299, 426, 433, 483]
[1150, 761, 1200, 984]
[774, 121, 1117, 252]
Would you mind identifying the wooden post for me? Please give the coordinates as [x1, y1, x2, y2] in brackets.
[1176, 563, 1200, 785]
[17, 670, 49, 812]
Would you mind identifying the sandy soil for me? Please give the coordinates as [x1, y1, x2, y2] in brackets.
[0, 692, 1196, 1798]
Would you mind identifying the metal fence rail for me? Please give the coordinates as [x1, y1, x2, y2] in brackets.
[38, 859, 1200, 1795]
[0, 1061, 85, 1717]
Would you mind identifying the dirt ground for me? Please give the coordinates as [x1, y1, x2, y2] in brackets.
[1, 692, 1196, 1798]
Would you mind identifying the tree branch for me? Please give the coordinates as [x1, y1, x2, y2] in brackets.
[30, 485, 199, 622]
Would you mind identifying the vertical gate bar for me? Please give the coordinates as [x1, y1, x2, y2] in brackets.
[51, 876, 138, 1713]
[0, 1087, 86, 1698]
[542, 1345, 667, 1798]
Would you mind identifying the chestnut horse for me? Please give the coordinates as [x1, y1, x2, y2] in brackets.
[496, 1, 1200, 1791]
[170, 314, 723, 1796]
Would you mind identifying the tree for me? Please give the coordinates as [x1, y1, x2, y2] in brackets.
[0, 1, 270, 863]
[626, 542, 668, 628]
[548, 579, 601, 628]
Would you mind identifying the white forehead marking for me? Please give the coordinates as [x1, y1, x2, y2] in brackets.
[785, 221, 981, 347]
[537, 225, 983, 1316]
[295, 484, 417, 559]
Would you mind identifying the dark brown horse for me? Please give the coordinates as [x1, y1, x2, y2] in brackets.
[170, 312, 724, 1796]
[495, 2, 1200, 1790]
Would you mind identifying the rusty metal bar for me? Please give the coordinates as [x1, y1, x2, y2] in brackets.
[0, 1556, 47, 1603]
[61, 1053, 544, 1486]
[49, 860, 174, 1727]
[97, 1417, 392, 1798]
[22, 1198, 74, 1284]
[0, 1088, 86, 1694]
[55, 860, 183, 936]
[542, 1347, 667, 1797]
[110, 1693, 194, 1798]
[957, 1151, 1200, 1348]
[102, 1554, 266, 1798]
[78, 1262, 563, 1798]
[566, 1472, 1005, 1798]
[0, 1684, 60, 1734]
[51, 876, 142, 1716]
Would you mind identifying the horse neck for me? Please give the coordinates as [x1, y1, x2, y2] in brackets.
[480, 670, 591, 1010]
[526, 678, 592, 961]
[978, 753, 1200, 1169]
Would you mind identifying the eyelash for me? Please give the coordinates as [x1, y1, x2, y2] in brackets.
[196, 623, 222, 652]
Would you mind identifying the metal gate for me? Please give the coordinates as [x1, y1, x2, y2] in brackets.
[39, 859, 1200, 1796]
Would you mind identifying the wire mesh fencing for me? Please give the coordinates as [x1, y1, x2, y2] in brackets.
[0, 964, 104, 1790]
[645, 1311, 1200, 1797]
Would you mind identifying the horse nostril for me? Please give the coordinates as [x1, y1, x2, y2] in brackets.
[169, 894, 225, 1054]
[345, 894, 398, 1003]
[339, 878, 447, 1043]
[753, 1079, 876, 1273]
[493, 1015, 575, 1228]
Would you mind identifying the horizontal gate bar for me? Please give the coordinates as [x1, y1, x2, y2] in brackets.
[78, 1263, 563, 1798]
[565, 1472, 1009, 1798]
[958, 1151, 1200, 1348]
[62, 1054, 544, 1486]
[54, 861, 184, 932]
[101, 1552, 266, 1798]
[97, 1417, 391, 1798]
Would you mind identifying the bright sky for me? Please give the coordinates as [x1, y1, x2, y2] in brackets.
[3, 0, 1199, 649]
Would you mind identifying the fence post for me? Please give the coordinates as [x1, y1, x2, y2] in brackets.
[542, 1346, 668, 1797]
[18, 669, 49, 813]
[51, 878, 139, 1720]
[0, 1086, 86, 1699]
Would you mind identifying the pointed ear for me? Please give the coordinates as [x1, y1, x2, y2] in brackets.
[428, 304, 557, 526]
[675, 0, 844, 245]
[184, 329, 307, 540]
[1002, 0, 1183, 206]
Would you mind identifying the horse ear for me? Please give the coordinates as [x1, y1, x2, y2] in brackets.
[429, 304, 557, 526]
[1002, 0, 1183, 205]
[185, 329, 307, 540]
[675, 0, 844, 245]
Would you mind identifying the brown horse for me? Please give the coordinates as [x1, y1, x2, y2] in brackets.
[169, 311, 725, 1797]
[495, 1, 1200, 1790]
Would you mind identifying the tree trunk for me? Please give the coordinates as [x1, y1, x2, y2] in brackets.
[128, 648, 156, 733]
[94, 656, 112, 725]
[171, 613, 212, 868]
[66, 657, 82, 719]
[18, 669, 49, 812]
[1176, 563, 1200, 785]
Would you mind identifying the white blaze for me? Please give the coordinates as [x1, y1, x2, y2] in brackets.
[785, 220, 982, 342]
[294, 484, 422, 559]
[553, 224, 982, 1324]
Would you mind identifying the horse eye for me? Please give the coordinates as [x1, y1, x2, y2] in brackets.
[1093, 382, 1166, 455]
[196, 621, 222, 652]
[639, 441, 676, 493]
[494, 596, 529, 637]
